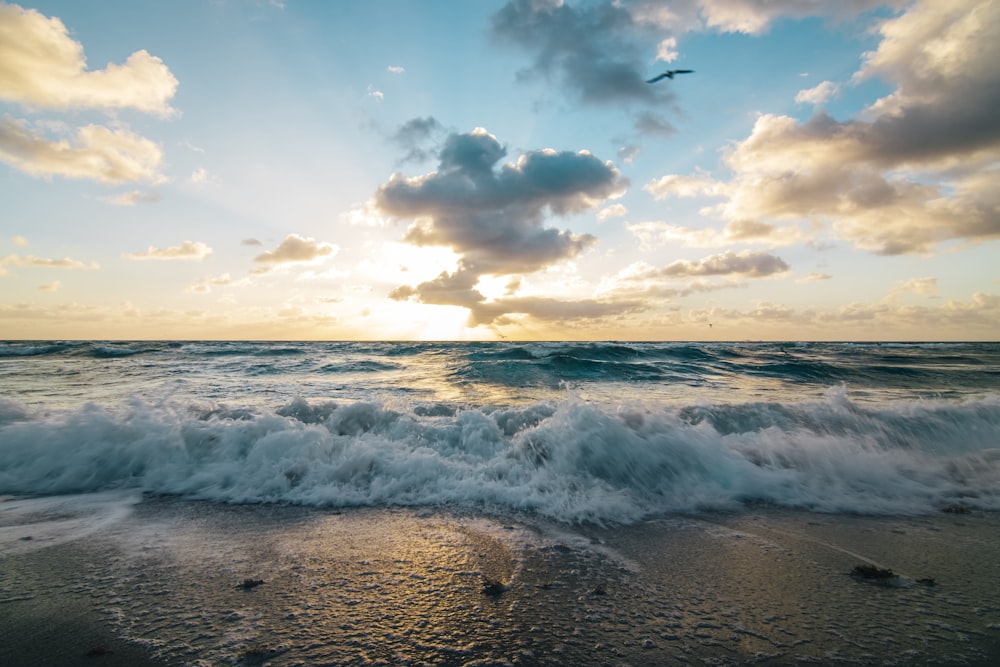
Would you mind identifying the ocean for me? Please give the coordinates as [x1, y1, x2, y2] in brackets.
[2, 340, 1000, 665]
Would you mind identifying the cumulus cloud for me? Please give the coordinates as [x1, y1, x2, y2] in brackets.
[795, 80, 840, 106]
[374, 127, 630, 327]
[124, 240, 212, 261]
[649, 0, 1000, 255]
[252, 234, 339, 274]
[0, 118, 165, 183]
[0, 2, 177, 115]
[597, 203, 627, 220]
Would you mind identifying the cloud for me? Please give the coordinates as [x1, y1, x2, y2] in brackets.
[391, 116, 444, 163]
[0, 252, 98, 275]
[0, 118, 165, 183]
[0, 2, 177, 115]
[798, 272, 832, 282]
[795, 80, 840, 106]
[374, 127, 629, 327]
[651, 250, 790, 278]
[252, 234, 339, 274]
[190, 167, 209, 184]
[490, 0, 682, 137]
[645, 172, 721, 199]
[889, 276, 938, 297]
[702, 0, 904, 34]
[187, 272, 246, 294]
[626, 219, 807, 249]
[488, 0, 902, 139]
[124, 240, 212, 261]
[387, 65, 405, 74]
[377, 128, 626, 274]
[38, 280, 60, 291]
[10, 236, 28, 247]
[101, 189, 159, 206]
[650, 0, 1000, 255]
[241, 238, 262, 246]
[596, 203, 627, 220]
[366, 84, 383, 102]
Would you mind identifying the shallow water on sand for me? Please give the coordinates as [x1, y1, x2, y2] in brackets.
[2, 495, 998, 666]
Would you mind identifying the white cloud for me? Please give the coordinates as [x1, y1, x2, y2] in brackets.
[366, 84, 384, 102]
[645, 172, 722, 199]
[124, 240, 213, 260]
[387, 65, 405, 74]
[252, 234, 339, 274]
[0, 2, 177, 115]
[190, 167, 209, 184]
[888, 276, 938, 297]
[656, 37, 678, 62]
[795, 80, 840, 106]
[101, 189, 159, 206]
[597, 203, 627, 221]
[11, 236, 28, 247]
[653, 0, 1000, 255]
[0, 118, 165, 183]
[797, 272, 832, 282]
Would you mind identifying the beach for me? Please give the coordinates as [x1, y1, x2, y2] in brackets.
[3, 493, 999, 666]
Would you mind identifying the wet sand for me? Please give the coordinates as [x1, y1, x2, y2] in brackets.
[2, 494, 999, 666]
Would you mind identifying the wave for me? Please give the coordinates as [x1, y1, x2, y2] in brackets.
[2, 389, 998, 524]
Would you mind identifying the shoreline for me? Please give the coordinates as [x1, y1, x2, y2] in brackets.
[3, 495, 999, 665]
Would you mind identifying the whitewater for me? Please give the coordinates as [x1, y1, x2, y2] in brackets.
[3, 340, 998, 523]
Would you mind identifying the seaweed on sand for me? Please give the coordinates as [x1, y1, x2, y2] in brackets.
[237, 578, 265, 590]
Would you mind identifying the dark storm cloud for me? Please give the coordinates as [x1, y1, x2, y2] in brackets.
[490, 0, 678, 136]
[374, 128, 631, 327]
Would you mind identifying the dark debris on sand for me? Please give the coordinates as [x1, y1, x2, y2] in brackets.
[850, 564, 898, 580]
[481, 577, 508, 596]
[237, 578, 265, 590]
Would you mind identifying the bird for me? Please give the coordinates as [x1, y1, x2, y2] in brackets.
[646, 69, 694, 84]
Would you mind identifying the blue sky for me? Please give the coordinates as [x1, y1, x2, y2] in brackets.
[1, 0, 997, 340]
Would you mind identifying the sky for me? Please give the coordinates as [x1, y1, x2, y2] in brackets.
[1, 0, 998, 341]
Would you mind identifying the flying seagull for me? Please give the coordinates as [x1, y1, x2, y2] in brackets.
[646, 69, 694, 84]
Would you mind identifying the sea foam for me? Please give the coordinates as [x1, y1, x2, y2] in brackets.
[1, 389, 998, 524]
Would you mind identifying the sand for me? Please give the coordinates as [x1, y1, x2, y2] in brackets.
[2, 494, 999, 666]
